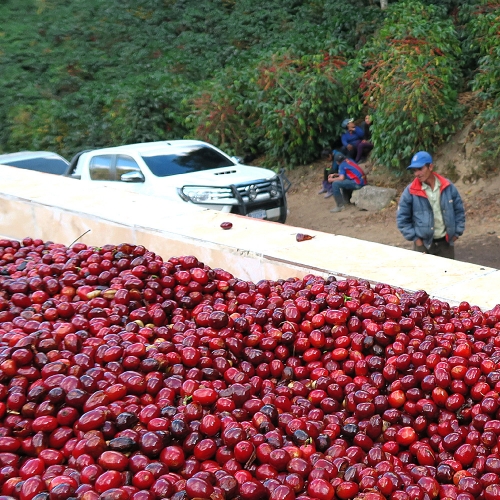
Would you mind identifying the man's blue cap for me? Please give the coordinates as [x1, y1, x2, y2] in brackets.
[407, 151, 433, 169]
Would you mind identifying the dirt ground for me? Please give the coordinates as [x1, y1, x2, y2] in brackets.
[284, 123, 500, 269]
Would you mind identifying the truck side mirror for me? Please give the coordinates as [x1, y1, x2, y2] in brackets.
[120, 171, 145, 183]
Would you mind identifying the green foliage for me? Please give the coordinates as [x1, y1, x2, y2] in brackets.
[0, 0, 381, 161]
[186, 50, 358, 167]
[2, 76, 191, 159]
[466, 1, 500, 98]
[0, 0, 499, 173]
[255, 51, 354, 167]
[474, 99, 500, 173]
[185, 67, 259, 157]
[460, 1, 500, 170]
[449, 1, 484, 82]
[355, 1, 464, 173]
[420, 0, 472, 15]
[181, 0, 383, 166]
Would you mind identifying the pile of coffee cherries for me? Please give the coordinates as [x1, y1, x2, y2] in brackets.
[1, 238, 500, 500]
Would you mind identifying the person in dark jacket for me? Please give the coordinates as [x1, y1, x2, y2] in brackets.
[354, 115, 374, 163]
[396, 151, 465, 259]
[328, 152, 367, 213]
[340, 121, 365, 159]
[319, 148, 343, 198]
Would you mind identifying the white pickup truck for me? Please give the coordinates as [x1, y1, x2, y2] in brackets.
[65, 140, 290, 223]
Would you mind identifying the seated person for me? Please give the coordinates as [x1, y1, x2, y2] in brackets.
[319, 148, 342, 198]
[328, 152, 367, 213]
[354, 114, 374, 163]
[361, 114, 372, 139]
[340, 120, 365, 160]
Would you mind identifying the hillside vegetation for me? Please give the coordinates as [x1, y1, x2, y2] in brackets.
[0, 0, 499, 174]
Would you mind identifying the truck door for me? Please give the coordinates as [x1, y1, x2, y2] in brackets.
[88, 154, 148, 195]
[114, 154, 149, 195]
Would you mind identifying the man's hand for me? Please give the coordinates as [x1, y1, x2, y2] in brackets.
[415, 238, 424, 246]
[452, 236, 458, 242]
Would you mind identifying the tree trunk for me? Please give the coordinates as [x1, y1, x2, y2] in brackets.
[380, 0, 388, 9]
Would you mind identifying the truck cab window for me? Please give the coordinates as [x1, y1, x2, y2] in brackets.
[116, 155, 143, 177]
[89, 155, 114, 181]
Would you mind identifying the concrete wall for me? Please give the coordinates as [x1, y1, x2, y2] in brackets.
[1, 165, 499, 310]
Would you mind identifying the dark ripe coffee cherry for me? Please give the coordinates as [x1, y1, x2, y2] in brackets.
[291, 429, 309, 446]
[160, 406, 177, 419]
[115, 412, 139, 430]
[47, 387, 65, 404]
[171, 491, 189, 500]
[108, 436, 138, 453]
[315, 434, 331, 452]
[220, 222, 233, 230]
[218, 475, 238, 499]
[32, 494, 50, 500]
[48, 482, 76, 500]
[170, 419, 190, 439]
[260, 404, 279, 425]
[341, 423, 358, 439]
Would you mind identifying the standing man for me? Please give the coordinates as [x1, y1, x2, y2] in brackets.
[328, 152, 367, 213]
[397, 151, 465, 259]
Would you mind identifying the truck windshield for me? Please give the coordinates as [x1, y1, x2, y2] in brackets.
[140, 145, 234, 177]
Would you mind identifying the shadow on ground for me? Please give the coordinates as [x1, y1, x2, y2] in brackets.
[455, 234, 500, 269]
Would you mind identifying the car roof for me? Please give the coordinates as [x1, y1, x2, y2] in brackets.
[81, 140, 214, 155]
[0, 151, 68, 162]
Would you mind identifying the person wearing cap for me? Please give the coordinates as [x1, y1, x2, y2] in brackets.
[328, 152, 367, 213]
[397, 151, 465, 259]
[319, 148, 343, 198]
[341, 118, 354, 130]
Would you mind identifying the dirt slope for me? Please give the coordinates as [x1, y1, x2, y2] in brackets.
[284, 123, 500, 269]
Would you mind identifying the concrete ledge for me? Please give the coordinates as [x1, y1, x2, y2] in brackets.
[0, 165, 499, 310]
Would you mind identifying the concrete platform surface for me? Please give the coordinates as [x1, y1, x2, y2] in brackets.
[0, 165, 498, 310]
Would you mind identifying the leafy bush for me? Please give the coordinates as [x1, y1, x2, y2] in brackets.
[185, 67, 259, 157]
[255, 51, 354, 167]
[5, 101, 64, 153]
[88, 75, 191, 147]
[466, 1, 500, 99]
[0, 0, 383, 164]
[462, 1, 500, 172]
[471, 101, 500, 174]
[0, 0, 499, 175]
[186, 50, 357, 167]
[185, 1, 383, 166]
[354, 1, 464, 173]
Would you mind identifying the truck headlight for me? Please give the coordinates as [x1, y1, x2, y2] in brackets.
[270, 180, 280, 198]
[178, 186, 233, 204]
